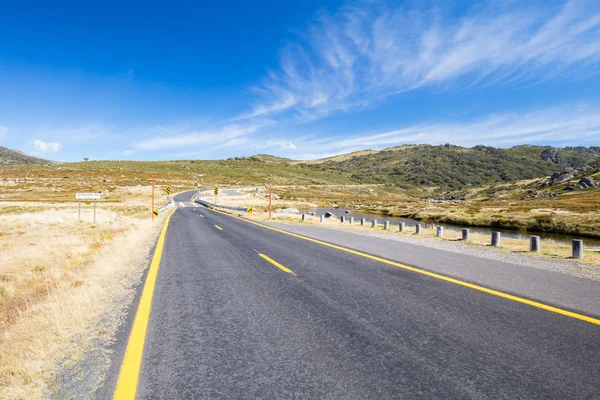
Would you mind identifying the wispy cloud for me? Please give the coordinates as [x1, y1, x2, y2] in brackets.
[0, 125, 7, 136]
[284, 104, 600, 159]
[30, 139, 62, 152]
[239, 0, 600, 121]
[133, 123, 265, 150]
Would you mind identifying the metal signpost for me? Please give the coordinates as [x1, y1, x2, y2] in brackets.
[76, 192, 101, 222]
[214, 187, 219, 205]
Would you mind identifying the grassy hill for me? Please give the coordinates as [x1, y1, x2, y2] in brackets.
[301, 144, 600, 190]
[0, 146, 52, 165]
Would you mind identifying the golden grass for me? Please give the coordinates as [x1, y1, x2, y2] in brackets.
[0, 204, 166, 399]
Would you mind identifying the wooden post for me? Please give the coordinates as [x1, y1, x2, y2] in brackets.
[530, 236, 540, 252]
[269, 184, 272, 219]
[491, 232, 501, 246]
[151, 179, 155, 221]
[462, 228, 470, 241]
[93, 199, 97, 223]
[572, 240, 583, 259]
[78, 201, 81, 220]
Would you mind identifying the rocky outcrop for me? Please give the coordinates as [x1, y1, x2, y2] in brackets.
[541, 148, 563, 164]
[550, 172, 574, 185]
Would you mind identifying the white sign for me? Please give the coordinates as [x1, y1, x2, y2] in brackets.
[76, 192, 101, 200]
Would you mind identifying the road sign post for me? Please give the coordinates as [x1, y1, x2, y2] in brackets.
[76, 193, 101, 222]
[214, 187, 218, 205]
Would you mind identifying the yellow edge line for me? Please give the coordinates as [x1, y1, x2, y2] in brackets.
[215, 225, 223, 230]
[208, 208, 600, 326]
[113, 207, 177, 399]
[259, 253, 295, 274]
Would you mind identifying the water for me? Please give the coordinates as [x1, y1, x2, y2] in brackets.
[307, 208, 600, 248]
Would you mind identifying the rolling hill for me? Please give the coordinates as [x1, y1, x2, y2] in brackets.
[299, 144, 600, 190]
[0, 146, 52, 165]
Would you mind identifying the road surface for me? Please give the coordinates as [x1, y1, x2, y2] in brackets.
[106, 190, 600, 399]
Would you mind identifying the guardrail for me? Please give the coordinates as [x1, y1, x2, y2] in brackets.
[194, 198, 247, 213]
[157, 199, 174, 214]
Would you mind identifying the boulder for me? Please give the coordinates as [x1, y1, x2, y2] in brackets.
[564, 184, 583, 191]
[550, 172, 574, 185]
[579, 177, 596, 187]
[273, 207, 299, 214]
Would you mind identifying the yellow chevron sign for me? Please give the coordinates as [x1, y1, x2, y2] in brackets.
[247, 206, 253, 214]
[165, 186, 171, 195]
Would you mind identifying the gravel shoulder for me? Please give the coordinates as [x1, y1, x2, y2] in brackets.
[265, 221, 600, 319]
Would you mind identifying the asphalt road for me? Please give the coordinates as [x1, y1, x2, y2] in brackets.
[111, 191, 600, 399]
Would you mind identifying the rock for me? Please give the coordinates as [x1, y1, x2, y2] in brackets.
[273, 207, 299, 214]
[550, 172, 574, 185]
[550, 172, 561, 180]
[332, 204, 339, 209]
[564, 184, 583, 191]
[102, 189, 110, 196]
[580, 182, 588, 189]
[579, 177, 596, 187]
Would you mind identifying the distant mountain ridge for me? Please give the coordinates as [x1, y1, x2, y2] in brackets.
[292, 144, 600, 190]
[0, 146, 52, 165]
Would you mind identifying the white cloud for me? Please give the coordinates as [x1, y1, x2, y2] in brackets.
[281, 142, 296, 149]
[0, 126, 7, 136]
[239, 0, 600, 121]
[31, 139, 62, 152]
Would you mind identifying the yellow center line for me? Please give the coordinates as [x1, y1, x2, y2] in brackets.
[113, 207, 176, 400]
[215, 225, 223, 231]
[259, 253, 295, 275]
[200, 214, 204, 218]
[208, 207, 600, 326]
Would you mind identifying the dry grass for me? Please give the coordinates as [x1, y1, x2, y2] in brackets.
[0, 203, 167, 399]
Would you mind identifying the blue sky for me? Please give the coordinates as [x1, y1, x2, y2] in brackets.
[1, 0, 599, 161]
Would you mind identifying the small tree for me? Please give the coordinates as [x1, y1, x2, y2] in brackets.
[84, 158, 89, 162]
